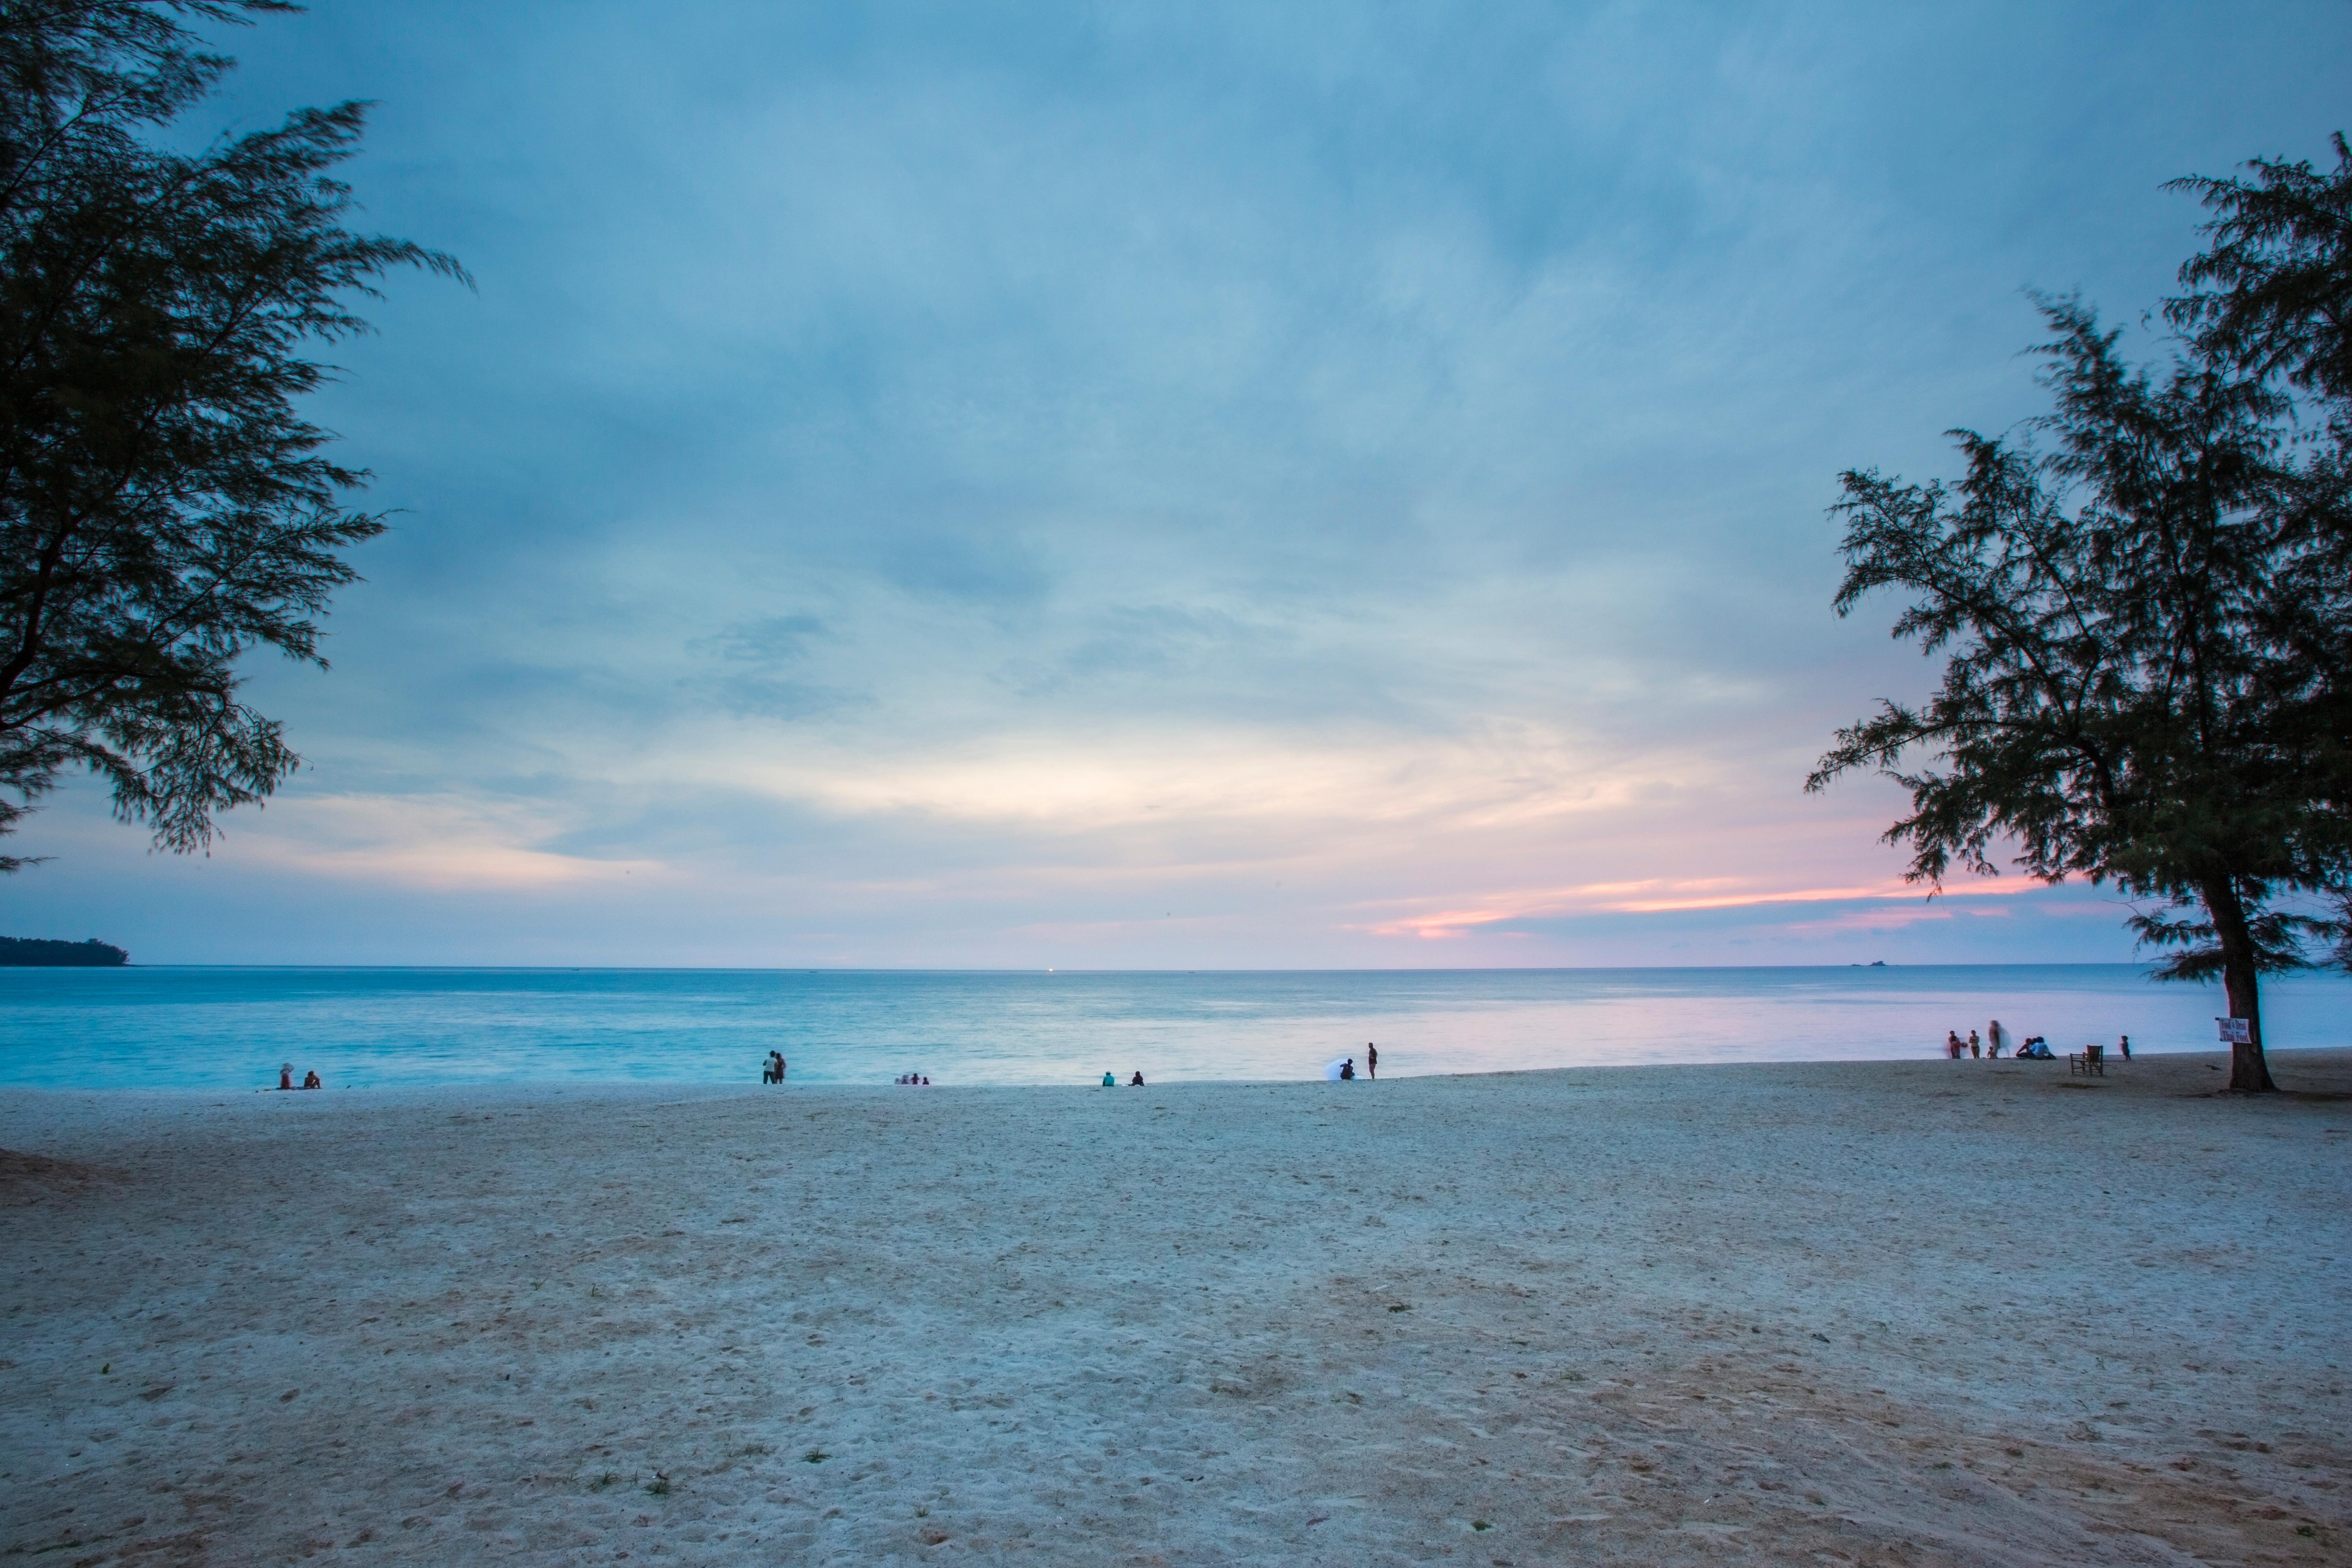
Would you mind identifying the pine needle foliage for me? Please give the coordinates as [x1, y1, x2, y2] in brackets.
[0, 1, 463, 870]
[1811, 134, 2352, 1094]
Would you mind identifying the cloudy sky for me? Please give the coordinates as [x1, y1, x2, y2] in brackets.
[8, 1, 2350, 966]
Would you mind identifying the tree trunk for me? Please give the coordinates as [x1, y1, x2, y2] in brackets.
[2203, 876, 2279, 1093]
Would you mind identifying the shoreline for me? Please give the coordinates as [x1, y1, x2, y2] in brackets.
[0, 1040, 2338, 1100]
[6, 1051, 2348, 1564]
[8, 965, 2347, 1095]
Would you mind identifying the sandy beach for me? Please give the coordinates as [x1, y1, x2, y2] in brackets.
[3, 1051, 2348, 1566]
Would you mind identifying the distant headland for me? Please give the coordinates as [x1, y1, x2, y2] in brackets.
[0, 938, 129, 967]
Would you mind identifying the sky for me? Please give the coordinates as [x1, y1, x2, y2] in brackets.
[6, 1, 2350, 967]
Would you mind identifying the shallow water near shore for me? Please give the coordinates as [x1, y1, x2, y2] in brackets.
[3, 962, 2348, 1091]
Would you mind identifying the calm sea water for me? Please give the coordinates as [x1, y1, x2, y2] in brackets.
[2, 965, 2348, 1092]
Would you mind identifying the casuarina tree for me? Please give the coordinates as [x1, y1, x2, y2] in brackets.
[1809, 138, 2352, 1094]
[0, 1, 463, 871]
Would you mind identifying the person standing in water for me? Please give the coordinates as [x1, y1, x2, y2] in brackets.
[1366, 1042, 1378, 1080]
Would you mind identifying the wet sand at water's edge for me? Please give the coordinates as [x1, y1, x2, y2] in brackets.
[3, 1050, 2348, 1566]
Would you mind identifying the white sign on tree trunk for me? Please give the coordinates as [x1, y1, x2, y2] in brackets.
[2217, 1017, 2252, 1044]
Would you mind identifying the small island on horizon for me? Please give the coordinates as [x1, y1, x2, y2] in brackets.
[0, 937, 129, 967]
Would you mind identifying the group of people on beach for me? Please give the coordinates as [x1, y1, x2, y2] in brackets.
[275, 1064, 321, 1090]
[759, 1041, 1394, 1091]
[1099, 1042, 1380, 1089]
[1943, 1023, 2129, 1061]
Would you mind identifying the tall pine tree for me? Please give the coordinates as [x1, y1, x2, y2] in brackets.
[1812, 138, 2352, 1092]
[0, 1, 462, 869]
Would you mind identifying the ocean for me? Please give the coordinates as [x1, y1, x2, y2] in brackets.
[3, 964, 2349, 1093]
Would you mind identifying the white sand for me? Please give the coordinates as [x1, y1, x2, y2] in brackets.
[3, 1051, 2348, 1566]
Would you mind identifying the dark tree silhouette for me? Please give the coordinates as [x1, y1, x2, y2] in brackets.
[0, 933, 126, 964]
[0, 1, 464, 871]
[1813, 187, 2350, 1092]
[2165, 133, 2352, 409]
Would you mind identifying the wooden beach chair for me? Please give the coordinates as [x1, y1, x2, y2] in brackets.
[2069, 1044, 2105, 1077]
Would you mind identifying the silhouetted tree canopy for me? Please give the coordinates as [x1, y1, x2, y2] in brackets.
[0, 1, 463, 871]
[0, 933, 125, 964]
[1812, 138, 2352, 1094]
[2166, 133, 2352, 411]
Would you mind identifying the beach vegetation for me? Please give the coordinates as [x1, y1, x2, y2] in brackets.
[0, 1, 464, 872]
[0, 934, 125, 964]
[1812, 136, 2352, 1093]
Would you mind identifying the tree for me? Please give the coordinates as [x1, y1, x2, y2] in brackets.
[2168, 138, 2352, 974]
[0, 1, 463, 872]
[1808, 290, 2348, 1094]
[2165, 133, 2352, 413]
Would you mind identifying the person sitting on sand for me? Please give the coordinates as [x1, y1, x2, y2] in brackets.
[278, 1063, 294, 1091]
[301, 1070, 321, 1090]
[1129, 1071, 1145, 1087]
[1340, 1059, 1355, 1080]
[1102, 1071, 1115, 1087]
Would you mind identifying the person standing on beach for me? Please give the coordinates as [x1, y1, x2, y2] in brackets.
[1969, 1029, 1982, 1059]
[1987, 1020, 2005, 1058]
[2118, 1034, 2131, 1060]
[1366, 1043, 1377, 1080]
